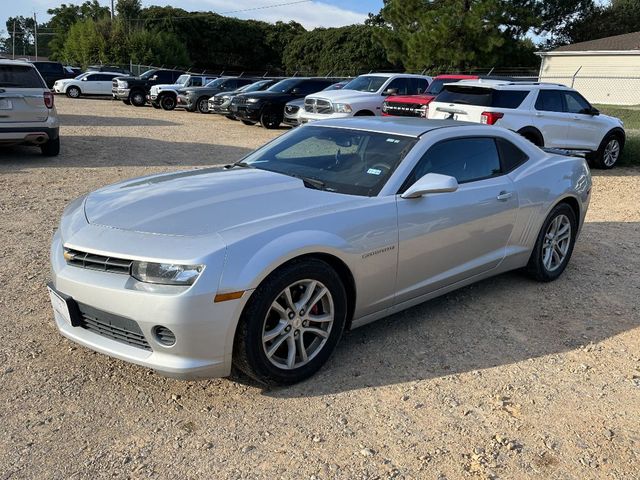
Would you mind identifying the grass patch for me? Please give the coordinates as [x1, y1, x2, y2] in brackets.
[594, 104, 640, 166]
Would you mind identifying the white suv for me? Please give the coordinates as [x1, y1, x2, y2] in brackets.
[0, 59, 60, 156]
[427, 80, 625, 168]
[300, 73, 432, 122]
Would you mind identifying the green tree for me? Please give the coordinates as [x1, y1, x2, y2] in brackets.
[283, 25, 392, 75]
[3, 16, 36, 57]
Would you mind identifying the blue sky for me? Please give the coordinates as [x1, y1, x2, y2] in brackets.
[1, 0, 385, 33]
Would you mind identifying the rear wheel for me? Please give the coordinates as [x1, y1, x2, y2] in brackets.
[260, 110, 283, 129]
[160, 94, 177, 111]
[40, 137, 60, 157]
[197, 96, 210, 114]
[66, 86, 81, 99]
[592, 132, 623, 169]
[233, 259, 347, 385]
[526, 203, 577, 282]
[130, 90, 146, 107]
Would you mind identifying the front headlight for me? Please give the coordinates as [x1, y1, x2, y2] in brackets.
[333, 103, 352, 113]
[131, 261, 204, 286]
[118, 80, 128, 88]
[246, 97, 261, 104]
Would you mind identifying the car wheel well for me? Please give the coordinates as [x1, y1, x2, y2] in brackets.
[557, 197, 580, 229]
[517, 127, 544, 147]
[252, 253, 357, 331]
[354, 110, 375, 116]
[605, 127, 625, 148]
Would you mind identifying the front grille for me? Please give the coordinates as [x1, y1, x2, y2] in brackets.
[304, 98, 332, 114]
[233, 96, 248, 106]
[383, 102, 424, 117]
[285, 104, 300, 115]
[77, 303, 151, 351]
[112, 79, 118, 88]
[64, 248, 133, 274]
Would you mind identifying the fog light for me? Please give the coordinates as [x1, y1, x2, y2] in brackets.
[153, 326, 176, 346]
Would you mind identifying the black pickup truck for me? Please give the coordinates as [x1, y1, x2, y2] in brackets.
[112, 69, 185, 106]
[32, 61, 74, 88]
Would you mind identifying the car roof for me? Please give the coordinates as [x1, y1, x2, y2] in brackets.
[0, 59, 35, 67]
[449, 79, 571, 90]
[309, 117, 478, 138]
[357, 72, 431, 79]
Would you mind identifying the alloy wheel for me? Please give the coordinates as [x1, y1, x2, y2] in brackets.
[262, 279, 334, 370]
[542, 214, 571, 272]
[603, 138, 620, 167]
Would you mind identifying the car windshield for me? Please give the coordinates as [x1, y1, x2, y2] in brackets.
[267, 78, 301, 93]
[140, 70, 155, 79]
[175, 75, 190, 85]
[205, 78, 226, 88]
[74, 72, 90, 80]
[343, 75, 388, 93]
[426, 79, 454, 95]
[323, 82, 346, 91]
[241, 125, 417, 196]
[243, 80, 271, 92]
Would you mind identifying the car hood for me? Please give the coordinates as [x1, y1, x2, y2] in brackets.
[241, 91, 294, 102]
[115, 76, 140, 82]
[386, 94, 436, 105]
[307, 90, 381, 103]
[183, 87, 221, 95]
[84, 168, 355, 237]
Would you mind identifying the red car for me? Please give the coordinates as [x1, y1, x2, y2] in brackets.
[382, 74, 479, 117]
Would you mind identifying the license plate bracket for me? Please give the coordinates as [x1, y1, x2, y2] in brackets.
[47, 284, 83, 327]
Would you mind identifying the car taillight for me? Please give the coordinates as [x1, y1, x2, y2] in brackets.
[480, 111, 503, 125]
[44, 91, 54, 109]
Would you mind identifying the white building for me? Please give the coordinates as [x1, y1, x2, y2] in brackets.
[537, 31, 640, 105]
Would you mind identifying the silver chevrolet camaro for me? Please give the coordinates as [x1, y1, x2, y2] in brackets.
[49, 118, 591, 385]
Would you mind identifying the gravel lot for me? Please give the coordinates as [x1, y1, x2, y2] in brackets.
[1, 97, 639, 480]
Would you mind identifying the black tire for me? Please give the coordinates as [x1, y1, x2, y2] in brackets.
[226, 115, 238, 121]
[260, 109, 283, 129]
[518, 128, 544, 147]
[197, 96, 210, 114]
[130, 90, 146, 107]
[122, 99, 131, 105]
[354, 110, 375, 116]
[526, 203, 577, 282]
[40, 137, 60, 157]
[160, 94, 177, 111]
[241, 119, 256, 126]
[66, 86, 81, 99]
[233, 258, 347, 386]
[591, 132, 624, 169]
[151, 101, 161, 109]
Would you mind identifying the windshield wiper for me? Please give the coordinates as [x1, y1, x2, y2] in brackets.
[224, 160, 253, 169]
[289, 174, 326, 191]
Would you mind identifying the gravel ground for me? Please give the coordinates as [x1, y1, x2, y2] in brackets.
[1, 97, 639, 480]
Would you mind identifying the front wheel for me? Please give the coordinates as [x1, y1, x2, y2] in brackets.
[130, 90, 146, 107]
[66, 86, 81, 99]
[592, 133, 623, 169]
[233, 259, 347, 385]
[526, 203, 577, 282]
[197, 96, 210, 113]
[160, 95, 176, 111]
[260, 110, 283, 129]
[122, 99, 131, 105]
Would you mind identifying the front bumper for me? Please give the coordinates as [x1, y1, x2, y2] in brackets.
[112, 88, 130, 100]
[49, 229, 249, 380]
[176, 94, 195, 109]
[231, 103, 262, 121]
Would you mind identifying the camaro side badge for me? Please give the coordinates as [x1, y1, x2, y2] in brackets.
[362, 245, 396, 259]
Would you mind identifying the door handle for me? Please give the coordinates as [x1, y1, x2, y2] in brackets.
[497, 191, 513, 201]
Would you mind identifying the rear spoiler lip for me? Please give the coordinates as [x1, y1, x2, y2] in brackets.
[541, 148, 590, 158]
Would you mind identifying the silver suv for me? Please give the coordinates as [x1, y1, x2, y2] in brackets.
[0, 59, 60, 156]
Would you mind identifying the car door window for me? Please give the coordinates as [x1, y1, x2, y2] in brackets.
[563, 91, 591, 113]
[85, 74, 98, 81]
[294, 80, 330, 95]
[222, 79, 237, 90]
[385, 78, 411, 95]
[406, 137, 502, 188]
[414, 78, 429, 94]
[190, 77, 203, 87]
[535, 90, 564, 112]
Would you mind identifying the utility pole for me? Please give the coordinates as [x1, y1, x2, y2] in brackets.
[111, 0, 115, 19]
[12, 20, 16, 59]
[34, 13, 38, 60]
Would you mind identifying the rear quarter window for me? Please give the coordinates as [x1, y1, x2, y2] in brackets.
[435, 86, 529, 109]
[496, 138, 529, 172]
[0, 65, 46, 88]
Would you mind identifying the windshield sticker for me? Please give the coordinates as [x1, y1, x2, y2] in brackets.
[386, 138, 400, 143]
[367, 168, 382, 175]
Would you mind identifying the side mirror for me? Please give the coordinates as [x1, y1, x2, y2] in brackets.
[150, 75, 158, 81]
[401, 173, 458, 199]
[383, 88, 398, 96]
[81, 77, 87, 81]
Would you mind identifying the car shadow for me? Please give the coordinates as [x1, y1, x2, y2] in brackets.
[58, 114, 180, 127]
[257, 220, 640, 397]
[0, 136, 253, 169]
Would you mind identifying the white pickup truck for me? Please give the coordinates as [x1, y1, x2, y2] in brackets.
[149, 74, 216, 110]
[299, 73, 432, 122]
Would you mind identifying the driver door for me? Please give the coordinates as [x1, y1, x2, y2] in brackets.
[395, 136, 518, 305]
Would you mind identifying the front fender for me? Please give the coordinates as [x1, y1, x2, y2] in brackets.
[218, 230, 355, 294]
